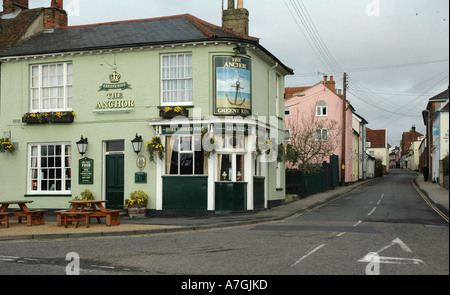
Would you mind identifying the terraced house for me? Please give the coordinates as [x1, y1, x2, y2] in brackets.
[0, 0, 293, 215]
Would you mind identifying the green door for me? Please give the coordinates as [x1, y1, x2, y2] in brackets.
[106, 154, 124, 209]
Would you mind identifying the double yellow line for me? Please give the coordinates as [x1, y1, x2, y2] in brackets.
[412, 181, 449, 223]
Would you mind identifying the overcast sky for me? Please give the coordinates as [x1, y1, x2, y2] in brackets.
[9, 0, 449, 146]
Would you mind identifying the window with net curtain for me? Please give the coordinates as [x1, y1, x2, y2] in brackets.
[165, 135, 207, 175]
[30, 62, 73, 112]
[161, 53, 193, 105]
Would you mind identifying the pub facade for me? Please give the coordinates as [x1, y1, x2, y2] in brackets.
[0, 3, 293, 214]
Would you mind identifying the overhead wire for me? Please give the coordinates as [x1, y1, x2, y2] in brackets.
[283, 0, 449, 127]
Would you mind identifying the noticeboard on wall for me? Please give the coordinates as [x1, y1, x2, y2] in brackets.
[79, 158, 94, 185]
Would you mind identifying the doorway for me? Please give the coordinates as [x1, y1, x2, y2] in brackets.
[105, 141, 124, 209]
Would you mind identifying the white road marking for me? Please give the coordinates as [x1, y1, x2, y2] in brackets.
[358, 238, 424, 265]
[367, 207, 377, 216]
[291, 244, 326, 267]
[353, 220, 362, 227]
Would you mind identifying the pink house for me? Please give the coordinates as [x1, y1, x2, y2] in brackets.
[285, 76, 354, 184]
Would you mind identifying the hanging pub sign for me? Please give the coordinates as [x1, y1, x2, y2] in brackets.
[213, 56, 252, 116]
[79, 158, 94, 185]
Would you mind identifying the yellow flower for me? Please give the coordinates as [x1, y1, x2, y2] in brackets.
[164, 107, 173, 112]
[174, 106, 181, 113]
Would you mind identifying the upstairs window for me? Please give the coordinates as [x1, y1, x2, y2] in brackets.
[31, 63, 73, 113]
[161, 53, 193, 105]
[316, 100, 327, 116]
[315, 128, 329, 141]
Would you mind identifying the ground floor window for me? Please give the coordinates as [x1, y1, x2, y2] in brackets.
[28, 143, 71, 194]
[165, 135, 207, 175]
[218, 153, 245, 182]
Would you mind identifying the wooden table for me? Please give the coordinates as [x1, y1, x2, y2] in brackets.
[56, 200, 121, 227]
[0, 200, 46, 227]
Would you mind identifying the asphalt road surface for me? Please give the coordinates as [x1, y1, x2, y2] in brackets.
[0, 169, 448, 277]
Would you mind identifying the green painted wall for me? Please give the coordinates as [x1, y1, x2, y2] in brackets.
[0, 43, 287, 210]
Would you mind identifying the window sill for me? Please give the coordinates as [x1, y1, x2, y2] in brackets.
[24, 194, 72, 198]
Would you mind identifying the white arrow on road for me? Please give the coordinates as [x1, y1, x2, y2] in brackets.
[358, 238, 424, 265]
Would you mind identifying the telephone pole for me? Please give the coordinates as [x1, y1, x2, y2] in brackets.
[341, 72, 348, 186]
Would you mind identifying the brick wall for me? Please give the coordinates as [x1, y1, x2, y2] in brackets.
[43, 7, 67, 29]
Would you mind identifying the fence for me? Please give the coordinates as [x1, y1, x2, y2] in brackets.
[286, 155, 339, 198]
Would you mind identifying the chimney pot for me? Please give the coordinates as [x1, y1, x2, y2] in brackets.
[324, 75, 328, 82]
[51, 0, 63, 9]
[330, 75, 334, 81]
[237, 0, 244, 9]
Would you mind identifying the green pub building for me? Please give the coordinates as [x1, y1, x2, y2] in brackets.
[0, 0, 293, 215]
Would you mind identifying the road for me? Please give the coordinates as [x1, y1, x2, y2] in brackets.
[0, 169, 448, 277]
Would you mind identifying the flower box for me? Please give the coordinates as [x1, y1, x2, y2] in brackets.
[22, 112, 75, 124]
[159, 107, 188, 119]
[50, 115, 75, 123]
[22, 116, 47, 124]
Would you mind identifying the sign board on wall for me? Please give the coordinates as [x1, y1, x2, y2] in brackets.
[79, 158, 94, 185]
[213, 56, 252, 116]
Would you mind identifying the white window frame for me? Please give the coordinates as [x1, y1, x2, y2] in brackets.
[315, 128, 329, 141]
[316, 100, 327, 117]
[30, 62, 73, 113]
[165, 135, 205, 175]
[161, 53, 193, 106]
[285, 129, 291, 142]
[28, 142, 72, 195]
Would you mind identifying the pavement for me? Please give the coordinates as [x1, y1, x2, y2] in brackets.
[1, 171, 448, 241]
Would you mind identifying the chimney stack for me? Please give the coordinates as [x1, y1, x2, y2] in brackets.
[222, 0, 249, 35]
[3, 0, 29, 14]
[44, 0, 67, 29]
[324, 75, 336, 93]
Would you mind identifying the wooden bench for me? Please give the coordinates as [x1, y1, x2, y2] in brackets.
[15, 210, 46, 227]
[0, 212, 14, 228]
[55, 210, 70, 227]
[90, 209, 122, 227]
[60, 211, 93, 228]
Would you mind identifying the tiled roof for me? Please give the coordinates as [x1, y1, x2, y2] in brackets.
[0, 8, 43, 52]
[284, 86, 311, 99]
[0, 13, 294, 74]
[366, 128, 386, 148]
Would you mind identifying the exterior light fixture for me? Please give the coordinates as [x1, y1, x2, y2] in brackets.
[76, 136, 88, 156]
[131, 133, 143, 155]
[234, 45, 247, 55]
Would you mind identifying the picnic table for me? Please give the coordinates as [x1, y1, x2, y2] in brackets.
[0, 200, 46, 227]
[55, 200, 121, 228]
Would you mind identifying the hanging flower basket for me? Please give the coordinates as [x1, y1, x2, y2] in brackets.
[147, 136, 165, 162]
[0, 138, 14, 153]
[159, 106, 188, 119]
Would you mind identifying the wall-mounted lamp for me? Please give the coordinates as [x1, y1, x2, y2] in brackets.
[131, 133, 143, 155]
[233, 45, 247, 55]
[76, 136, 88, 156]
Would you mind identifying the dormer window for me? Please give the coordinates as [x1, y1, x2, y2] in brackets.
[31, 62, 73, 113]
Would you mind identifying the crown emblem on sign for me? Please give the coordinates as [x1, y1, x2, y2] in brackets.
[109, 71, 121, 83]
